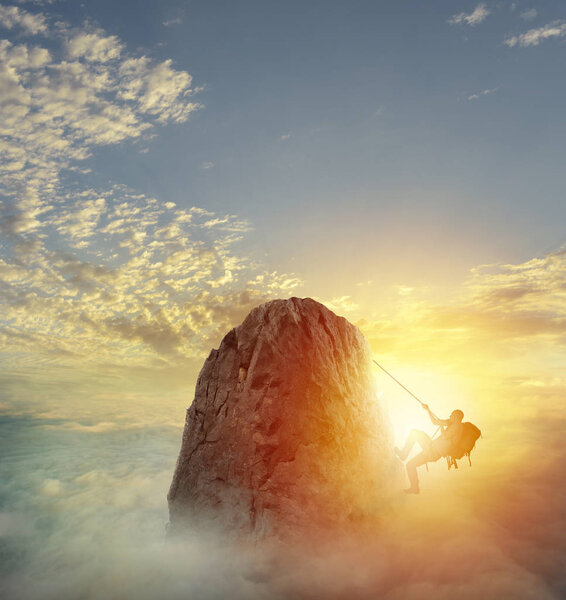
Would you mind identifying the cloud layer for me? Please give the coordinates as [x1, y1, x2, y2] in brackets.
[505, 20, 566, 47]
[0, 4, 301, 380]
[0, 4, 46, 34]
[0, 183, 300, 371]
[448, 3, 490, 27]
[1, 404, 564, 599]
[359, 247, 566, 361]
[0, 8, 200, 239]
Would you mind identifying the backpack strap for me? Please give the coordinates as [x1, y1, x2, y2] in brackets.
[467, 451, 472, 467]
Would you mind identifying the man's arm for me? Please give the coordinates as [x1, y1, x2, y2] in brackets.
[422, 404, 449, 427]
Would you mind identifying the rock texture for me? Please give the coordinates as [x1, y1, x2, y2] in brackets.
[168, 297, 399, 540]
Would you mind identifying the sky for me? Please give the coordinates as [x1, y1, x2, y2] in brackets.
[1, 1, 566, 598]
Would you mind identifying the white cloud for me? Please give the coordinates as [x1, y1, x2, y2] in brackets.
[162, 17, 182, 27]
[448, 3, 490, 27]
[0, 4, 47, 35]
[1, 411, 565, 600]
[0, 14, 201, 244]
[0, 184, 301, 369]
[0, 511, 35, 537]
[0, 10, 301, 374]
[505, 20, 566, 47]
[40, 478, 62, 496]
[520, 8, 537, 21]
[118, 56, 199, 123]
[467, 87, 499, 100]
[50, 197, 107, 241]
[66, 30, 124, 63]
[200, 161, 214, 169]
[316, 295, 359, 314]
[280, 132, 291, 141]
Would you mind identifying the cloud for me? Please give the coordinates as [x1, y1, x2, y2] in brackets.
[464, 249, 566, 316]
[0, 187, 301, 371]
[467, 87, 499, 100]
[200, 160, 215, 169]
[42, 421, 124, 433]
[40, 478, 62, 496]
[0, 417, 276, 599]
[353, 245, 566, 437]
[379, 248, 566, 349]
[0, 511, 35, 537]
[0, 4, 47, 35]
[0, 14, 201, 246]
[49, 197, 107, 241]
[448, 3, 490, 27]
[66, 30, 124, 62]
[505, 20, 566, 47]
[118, 56, 198, 123]
[1, 407, 565, 599]
[162, 17, 182, 27]
[0, 10, 301, 378]
[520, 8, 537, 21]
[315, 295, 359, 315]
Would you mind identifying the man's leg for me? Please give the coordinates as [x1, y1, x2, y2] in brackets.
[404, 450, 430, 494]
[395, 429, 433, 461]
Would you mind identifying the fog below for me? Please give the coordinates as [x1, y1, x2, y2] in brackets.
[1, 410, 564, 600]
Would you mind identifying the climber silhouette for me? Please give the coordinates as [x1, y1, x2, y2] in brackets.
[395, 404, 464, 494]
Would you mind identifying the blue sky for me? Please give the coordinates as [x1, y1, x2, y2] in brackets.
[10, 1, 564, 283]
[1, 0, 565, 387]
[75, 0, 566, 286]
[1, 0, 565, 403]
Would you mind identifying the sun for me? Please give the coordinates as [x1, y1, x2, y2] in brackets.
[374, 366, 470, 448]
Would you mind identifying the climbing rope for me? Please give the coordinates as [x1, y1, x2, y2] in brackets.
[372, 359, 442, 435]
[372, 359, 427, 408]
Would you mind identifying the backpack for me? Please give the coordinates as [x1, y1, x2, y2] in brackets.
[446, 422, 481, 470]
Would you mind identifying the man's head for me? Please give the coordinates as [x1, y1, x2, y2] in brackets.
[450, 409, 464, 423]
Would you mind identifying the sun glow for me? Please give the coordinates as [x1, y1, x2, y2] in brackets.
[373, 365, 473, 448]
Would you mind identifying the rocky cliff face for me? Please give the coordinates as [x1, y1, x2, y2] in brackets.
[168, 297, 399, 540]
